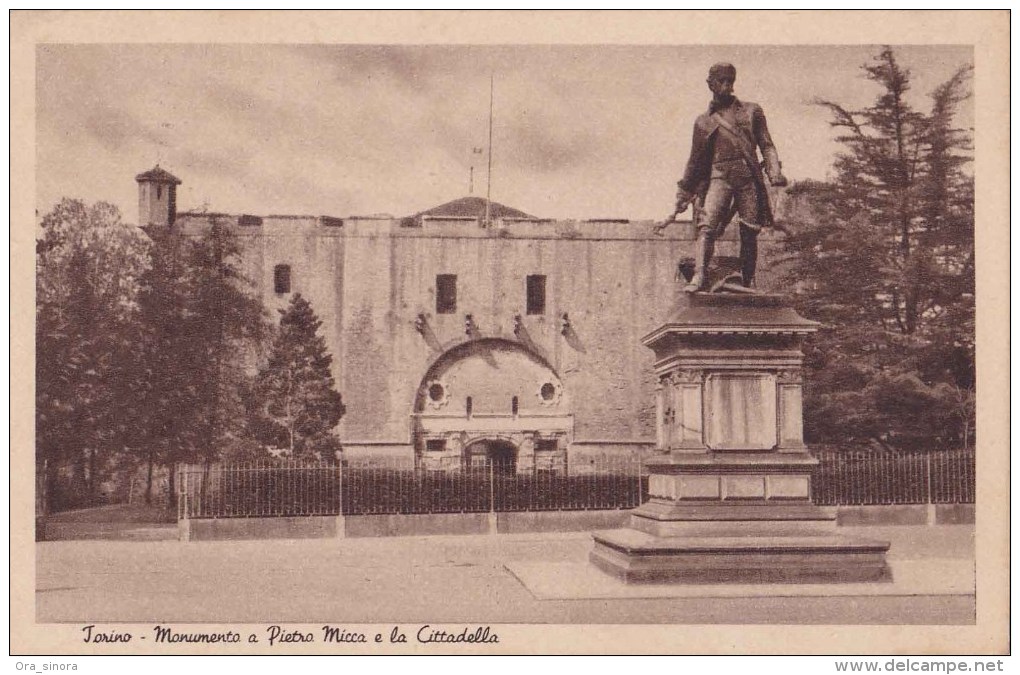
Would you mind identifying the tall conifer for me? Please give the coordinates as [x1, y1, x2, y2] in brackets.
[780, 48, 974, 451]
[250, 294, 345, 460]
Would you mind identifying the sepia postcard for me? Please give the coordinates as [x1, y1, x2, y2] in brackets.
[10, 10, 1010, 657]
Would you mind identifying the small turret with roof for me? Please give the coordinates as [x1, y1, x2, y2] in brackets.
[135, 164, 182, 227]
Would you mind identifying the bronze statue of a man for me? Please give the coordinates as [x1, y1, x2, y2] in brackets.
[663, 62, 787, 292]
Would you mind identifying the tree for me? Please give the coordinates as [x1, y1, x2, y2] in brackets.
[133, 219, 268, 502]
[37, 200, 271, 509]
[132, 224, 194, 504]
[249, 294, 345, 460]
[36, 199, 148, 510]
[780, 48, 974, 452]
[180, 219, 269, 460]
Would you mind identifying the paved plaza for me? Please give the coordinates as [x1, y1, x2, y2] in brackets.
[36, 525, 974, 625]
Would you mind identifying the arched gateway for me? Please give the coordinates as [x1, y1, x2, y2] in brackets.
[412, 338, 572, 474]
[463, 437, 518, 476]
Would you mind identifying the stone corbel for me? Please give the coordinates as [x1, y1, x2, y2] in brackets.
[776, 368, 803, 385]
[673, 369, 705, 385]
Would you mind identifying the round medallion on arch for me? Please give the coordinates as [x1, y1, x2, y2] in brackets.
[424, 379, 451, 409]
[536, 380, 563, 406]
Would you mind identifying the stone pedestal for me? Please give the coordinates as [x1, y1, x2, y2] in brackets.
[591, 293, 891, 584]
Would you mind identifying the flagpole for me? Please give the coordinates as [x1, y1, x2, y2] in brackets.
[485, 73, 493, 227]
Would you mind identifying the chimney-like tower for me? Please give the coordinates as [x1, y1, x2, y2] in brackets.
[135, 165, 182, 227]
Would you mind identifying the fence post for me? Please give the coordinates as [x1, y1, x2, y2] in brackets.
[36, 459, 48, 542]
[335, 460, 346, 540]
[925, 452, 936, 525]
[487, 459, 497, 534]
[177, 464, 191, 542]
[636, 457, 643, 508]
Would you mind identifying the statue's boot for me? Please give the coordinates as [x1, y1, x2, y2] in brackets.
[684, 232, 715, 293]
[739, 225, 758, 288]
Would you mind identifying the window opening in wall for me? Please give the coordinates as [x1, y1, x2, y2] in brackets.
[534, 439, 561, 474]
[526, 275, 546, 315]
[511, 396, 519, 416]
[540, 382, 556, 401]
[436, 274, 457, 314]
[428, 383, 445, 402]
[156, 185, 163, 200]
[426, 439, 447, 453]
[274, 264, 292, 294]
[535, 439, 557, 453]
[466, 396, 473, 418]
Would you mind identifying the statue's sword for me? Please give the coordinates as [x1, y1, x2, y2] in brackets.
[654, 193, 707, 282]
[690, 194, 704, 231]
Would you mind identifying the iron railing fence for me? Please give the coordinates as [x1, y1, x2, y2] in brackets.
[177, 450, 976, 519]
[177, 457, 647, 520]
[812, 449, 975, 506]
[177, 461, 343, 520]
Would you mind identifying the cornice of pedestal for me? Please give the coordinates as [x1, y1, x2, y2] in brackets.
[642, 292, 821, 349]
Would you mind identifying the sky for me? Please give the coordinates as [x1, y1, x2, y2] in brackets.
[36, 44, 973, 222]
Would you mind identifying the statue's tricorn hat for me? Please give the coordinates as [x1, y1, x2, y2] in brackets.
[707, 62, 737, 81]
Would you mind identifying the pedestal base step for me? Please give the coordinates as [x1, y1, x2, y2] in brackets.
[631, 501, 839, 537]
[629, 516, 838, 538]
[591, 529, 891, 584]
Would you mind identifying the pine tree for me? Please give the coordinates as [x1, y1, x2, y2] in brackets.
[181, 219, 269, 460]
[250, 294, 345, 460]
[780, 48, 974, 452]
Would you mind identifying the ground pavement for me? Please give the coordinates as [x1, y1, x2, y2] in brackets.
[36, 525, 974, 625]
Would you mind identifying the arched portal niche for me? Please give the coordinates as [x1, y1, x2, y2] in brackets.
[463, 438, 518, 476]
[412, 338, 572, 474]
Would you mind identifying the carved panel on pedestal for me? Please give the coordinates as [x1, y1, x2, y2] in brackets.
[775, 369, 806, 450]
[673, 369, 706, 451]
[778, 384, 805, 449]
[704, 373, 777, 451]
[766, 475, 811, 500]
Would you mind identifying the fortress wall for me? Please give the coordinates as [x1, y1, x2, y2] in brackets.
[177, 214, 785, 456]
